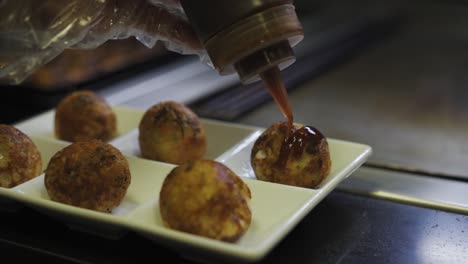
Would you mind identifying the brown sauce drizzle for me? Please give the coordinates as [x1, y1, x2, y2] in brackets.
[275, 125, 325, 168]
[260, 66, 324, 168]
[260, 66, 293, 131]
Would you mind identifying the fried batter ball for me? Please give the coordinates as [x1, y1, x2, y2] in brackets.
[0, 125, 42, 188]
[159, 160, 251, 242]
[44, 140, 131, 213]
[55, 90, 116, 142]
[251, 121, 331, 188]
[138, 101, 207, 164]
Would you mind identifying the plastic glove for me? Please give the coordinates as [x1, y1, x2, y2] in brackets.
[0, 0, 203, 85]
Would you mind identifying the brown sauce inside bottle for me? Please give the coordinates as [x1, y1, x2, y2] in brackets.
[260, 66, 324, 168]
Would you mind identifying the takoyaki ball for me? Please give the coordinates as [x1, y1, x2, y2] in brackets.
[55, 90, 116, 142]
[138, 101, 207, 165]
[44, 140, 131, 213]
[251, 121, 331, 189]
[0, 124, 42, 188]
[159, 160, 251, 242]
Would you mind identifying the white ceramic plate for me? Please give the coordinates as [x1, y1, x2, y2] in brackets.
[1, 105, 372, 263]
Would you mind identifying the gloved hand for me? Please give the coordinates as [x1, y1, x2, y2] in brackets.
[0, 0, 203, 84]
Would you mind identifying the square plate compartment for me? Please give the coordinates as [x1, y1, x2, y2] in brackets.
[1, 105, 372, 262]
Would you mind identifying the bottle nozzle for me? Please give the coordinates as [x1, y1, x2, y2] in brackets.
[234, 41, 295, 84]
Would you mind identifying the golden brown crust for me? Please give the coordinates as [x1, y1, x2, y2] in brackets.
[0, 125, 42, 188]
[159, 160, 251, 242]
[44, 140, 131, 213]
[55, 90, 116, 142]
[251, 121, 331, 188]
[138, 101, 207, 165]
